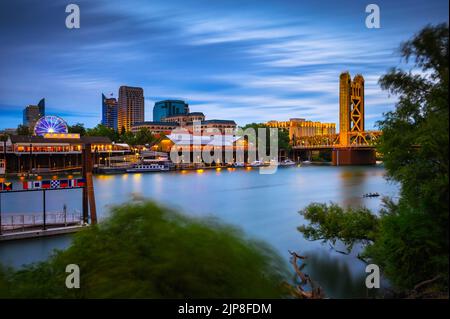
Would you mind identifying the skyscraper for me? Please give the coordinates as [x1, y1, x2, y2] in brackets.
[118, 86, 144, 132]
[23, 98, 45, 130]
[153, 100, 189, 121]
[37, 98, 45, 117]
[102, 93, 118, 130]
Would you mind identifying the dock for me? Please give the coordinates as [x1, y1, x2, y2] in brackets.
[0, 224, 88, 241]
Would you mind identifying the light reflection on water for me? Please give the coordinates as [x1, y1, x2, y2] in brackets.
[0, 164, 398, 298]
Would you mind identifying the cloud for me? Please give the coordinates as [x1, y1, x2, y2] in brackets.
[0, 0, 447, 129]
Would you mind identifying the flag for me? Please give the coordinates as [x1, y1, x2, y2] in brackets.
[76, 178, 86, 187]
[50, 180, 60, 189]
[68, 179, 77, 188]
[33, 181, 42, 189]
[23, 181, 33, 190]
[1, 182, 12, 191]
[42, 180, 51, 189]
[60, 179, 69, 188]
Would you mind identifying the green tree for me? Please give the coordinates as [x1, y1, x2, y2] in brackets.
[68, 123, 86, 136]
[86, 124, 118, 141]
[241, 123, 291, 156]
[298, 24, 449, 294]
[16, 124, 30, 136]
[0, 201, 288, 298]
[134, 127, 155, 145]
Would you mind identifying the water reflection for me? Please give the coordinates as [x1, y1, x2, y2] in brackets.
[0, 165, 399, 298]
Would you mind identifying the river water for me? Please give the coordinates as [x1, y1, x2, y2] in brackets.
[0, 164, 399, 298]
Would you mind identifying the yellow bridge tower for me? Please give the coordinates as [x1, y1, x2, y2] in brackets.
[339, 72, 365, 146]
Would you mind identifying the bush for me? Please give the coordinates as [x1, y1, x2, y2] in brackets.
[0, 201, 288, 298]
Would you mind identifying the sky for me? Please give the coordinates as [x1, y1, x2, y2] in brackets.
[0, 0, 448, 129]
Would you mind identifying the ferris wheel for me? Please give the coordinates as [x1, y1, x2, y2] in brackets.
[34, 115, 68, 136]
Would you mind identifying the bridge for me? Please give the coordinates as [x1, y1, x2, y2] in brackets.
[292, 72, 381, 165]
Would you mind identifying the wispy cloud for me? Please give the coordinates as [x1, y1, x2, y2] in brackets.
[0, 0, 447, 129]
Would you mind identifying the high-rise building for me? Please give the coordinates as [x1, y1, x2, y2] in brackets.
[23, 98, 45, 130]
[102, 93, 118, 130]
[153, 100, 189, 122]
[118, 86, 144, 132]
[37, 98, 45, 117]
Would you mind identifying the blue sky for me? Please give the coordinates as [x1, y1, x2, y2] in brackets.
[0, 0, 448, 129]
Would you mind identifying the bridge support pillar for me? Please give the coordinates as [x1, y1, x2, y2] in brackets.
[332, 148, 376, 166]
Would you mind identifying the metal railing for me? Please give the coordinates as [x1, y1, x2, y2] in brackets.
[1, 210, 82, 233]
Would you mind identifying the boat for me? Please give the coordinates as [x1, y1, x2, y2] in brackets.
[249, 160, 264, 167]
[96, 166, 127, 174]
[126, 163, 170, 173]
[279, 159, 296, 167]
[363, 192, 380, 198]
[302, 160, 312, 165]
[232, 162, 245, 167]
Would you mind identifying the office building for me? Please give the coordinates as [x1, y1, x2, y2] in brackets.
[102, 93, 118, 130]
[23, 98, 45, 130]
[153, 100, 189, 122]
[23, 106, 41, 130]
[118, 86, 144, 132]
[131, 102, 236, 135]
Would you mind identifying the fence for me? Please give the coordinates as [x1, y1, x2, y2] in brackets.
[0, 186, 84, 235]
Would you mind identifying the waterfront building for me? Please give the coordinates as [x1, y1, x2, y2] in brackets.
[102, 94, 118, 130]
[118, 86, 144, 132]
[266, 118, 336, 141]
[1, 134, 130, 173]
[153, 100, 189, 122]
[161, 112, 205, 126]
[131, 121, 179, 134]
[132, 102, 236, 135]
[131, 118, 236, 135]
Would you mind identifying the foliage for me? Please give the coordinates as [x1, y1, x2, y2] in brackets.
[0, 201, 288, 298]
[298, 24, 449, 292]
[133, 127, 156, 146]
[85, 124, 118, 141]
[68, 123, 86, 136]
[241, 123, 291, 152]
[299, 203, 379, 252]
[16, 124, 30, 136]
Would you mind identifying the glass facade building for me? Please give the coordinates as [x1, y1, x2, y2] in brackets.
[153, 100, 189, 121]
[102, 93, 118, 130]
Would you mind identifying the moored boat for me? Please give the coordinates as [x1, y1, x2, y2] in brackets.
[126, 163, 169, 173]
[279, 159, 296, 167]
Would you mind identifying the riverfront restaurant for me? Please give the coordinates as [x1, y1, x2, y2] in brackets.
[0, 134, 130, 174]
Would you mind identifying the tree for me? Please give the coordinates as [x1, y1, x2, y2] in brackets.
[86, 124, 118, 141]
[0, 201, 288, 298]
[16, 124, 30, 136]
[298, 24, 449, 294]
[134, 127, 155, 146]
[241, 123, 291, 156]
[68, 123, 86, 136]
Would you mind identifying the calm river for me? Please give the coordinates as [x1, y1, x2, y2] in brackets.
[0, 164, 399, 298]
